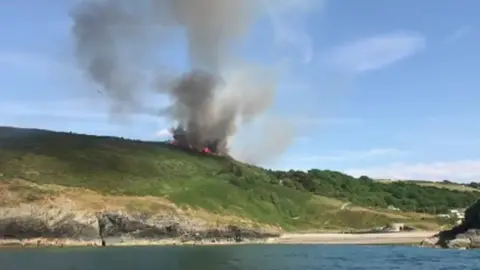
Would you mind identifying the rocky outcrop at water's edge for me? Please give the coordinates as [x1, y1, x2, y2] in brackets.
[420, 199, 480, 249]
[0, 205, 280, 247]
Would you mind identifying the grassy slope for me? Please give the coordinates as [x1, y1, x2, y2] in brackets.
[0, 127, 452, 231]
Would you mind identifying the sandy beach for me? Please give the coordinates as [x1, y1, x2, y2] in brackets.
[275, 231, 437, 245]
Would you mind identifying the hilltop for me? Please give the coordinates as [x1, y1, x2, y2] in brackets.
[0, 126, 479, 240]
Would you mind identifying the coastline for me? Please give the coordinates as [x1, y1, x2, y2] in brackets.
[276, 231, 437, 245]
[0, 231, 437, 248]
[0, 238, 276, 248]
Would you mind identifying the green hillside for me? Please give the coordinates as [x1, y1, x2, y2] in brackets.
[0, 126, 478, 231]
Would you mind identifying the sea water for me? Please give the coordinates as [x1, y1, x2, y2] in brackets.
[0, 244, 478, 270]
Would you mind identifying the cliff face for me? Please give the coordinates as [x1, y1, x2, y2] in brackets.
[0, 181, 281, 247]
[464, 199, 480, 229]
[0, 206, 280, 247]
[421, 199, 480, 249]
[97, 212, 277, 244]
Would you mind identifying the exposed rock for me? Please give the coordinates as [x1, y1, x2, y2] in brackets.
[0, 204, 280, 246]
[470, 236, 480, 248]
[446, 238, 471, 249]
[419, 235, 440, 248]
[420, 199, 480, 249]
[0, 204, 99, 241]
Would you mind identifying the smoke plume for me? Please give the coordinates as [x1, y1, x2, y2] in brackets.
[71, 0, 292, 161]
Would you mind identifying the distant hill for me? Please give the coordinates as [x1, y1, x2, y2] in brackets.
[377, 178, 479, 192]
[1, 126, 478, 231]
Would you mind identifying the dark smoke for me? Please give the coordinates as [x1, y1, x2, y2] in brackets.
[71, 0, 291, 160]
[163, 70, 235, 154]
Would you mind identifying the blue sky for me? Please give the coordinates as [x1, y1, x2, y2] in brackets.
[1, 0, 479, 182]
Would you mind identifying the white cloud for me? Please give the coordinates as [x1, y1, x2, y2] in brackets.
[345, 160, 480, 182]
[155, 128, 171, 138]
[265, 0, 323, 63]
[326, 32, 426, 73]
[444, 26, 472, 45]
[289, 148, 405, 162]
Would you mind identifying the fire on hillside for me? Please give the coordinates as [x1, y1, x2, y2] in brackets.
[167, 127, 226, 155]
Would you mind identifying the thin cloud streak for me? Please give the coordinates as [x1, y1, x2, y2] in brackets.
[325, 31, 426, 73]
[444, 26, 472, 45]
[288, 148, 406, 162]
[345, 160, 480, 182]
[265, 0, 322, 63]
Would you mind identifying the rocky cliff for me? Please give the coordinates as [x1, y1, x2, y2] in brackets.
[0, 207, 279, 247]
[0, 180, 281, 247]
[421, 199, 480, 249]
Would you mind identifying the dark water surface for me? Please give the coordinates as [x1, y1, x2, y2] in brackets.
[0, 244, 478, 270]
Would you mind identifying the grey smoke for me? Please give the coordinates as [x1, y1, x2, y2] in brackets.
[72, 0, 145, 109]
[230, 117, 294, 165]
[71, 0, 293, 162]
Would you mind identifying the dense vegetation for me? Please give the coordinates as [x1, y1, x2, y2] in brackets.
[0, 126, 478, 230]
[265, 170, 478, 214]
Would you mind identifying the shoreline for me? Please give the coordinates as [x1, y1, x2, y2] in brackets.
[276, 231, 437, 245]
[0, 231, 437, 248]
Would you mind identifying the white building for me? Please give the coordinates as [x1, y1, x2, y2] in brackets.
[387, 205, 400, 211]
[449, 209, 465, 219]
